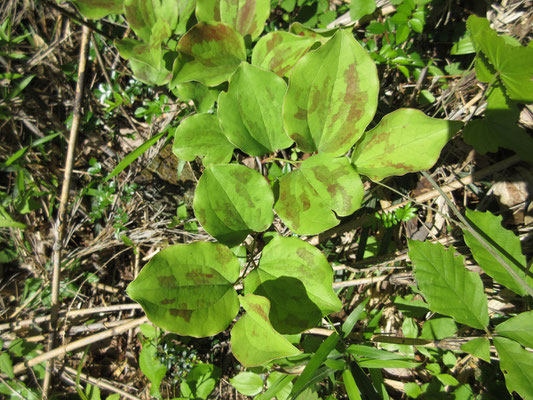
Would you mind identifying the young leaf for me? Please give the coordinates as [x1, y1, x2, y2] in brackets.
[196, 0, 270, 40]
[69, 0, 123, 19]
[283, 29, 378, 156]
[274, 154, 364, 235]
[467, 15, 533, 103]
[181, 364, 221, 399]
[493, 337, 533, 399]
[139, 342, 167, 398]
[244, 236, 342, 334]
[252, 32, 318, 77]
[172, 22, 246, 87]
[460, 337, 491, 362]
[351, 109, 463, 181]
[231, 294, 301, 367]
[495, 311, 533, 349]
[230, 371, 264, 396]
[218, 63, 293, 156]
[408, 240, 489, 330]
[127, 242, 240, 337]
[462, 209, 532, 296]
[193, 164, 274, 246]
[172, 113, 235, 166]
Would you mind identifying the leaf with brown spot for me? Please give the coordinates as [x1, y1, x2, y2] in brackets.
[251, 31, 318, 77]
[244, 236, 341, 334]
[218, 63, 293, 156]
[283, 29, 378, 156]
[127, 242, 240, 337]
[231, 294, 301, 367]
[171, 22, 246, 87]
[196, 0, 270, 40]
[193, 164, 274, 246]
[274, 154, 364, 235]
[351, 108, 463, 181]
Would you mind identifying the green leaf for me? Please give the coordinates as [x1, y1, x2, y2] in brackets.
[252, 32, 318, 77]
[467, 15, 533, 103]
[127, 242, 240, 337]
[172, 113, 235, 166]
[495, 311, 533, 349]
[0, 219, 26, 229]
[275, 154, 364, 235]
[104, 130, 166, 182]
[173, 82, 219, 112]
[197, 0, 270, 40]
[460, 337, 491, 362]
[193, 164, 274, 246]
[0, 352, 14, 379]
[257, 373, 295, 400]
[462, 209, 532, 296]
[218, 63, 293, 156]
[181, 363, 220, 399]
[172, 22, 246, 87]
[230, 371, 264, 396]
[350, 0, 376, 21]
[139, 342, 167, 398]
[69, 0, 123, 19]
[420, 318, 457, 340]
[351, 109, 463, 181]
[347, 345, 415, 360]
[231, 294, 301, 367]
[408, 240, 489, 330]
[244, 236, 342, 334]
[493, 337, 533, 399]
[283, 29, 378, 156]
[358, 359, 421, 368]
[462, 84, 533, 162]
[342, 369, 362, 400]
[450, 32, 475, 55]
[341, 298, 369, 338]
[289, 23, 338, 44]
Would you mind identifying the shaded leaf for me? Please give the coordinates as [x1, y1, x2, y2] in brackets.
[493, 337, 533, 399]
[173, 81, 219, 112]
[172, 22, 246, 87]
[231, 294, 301, 367]
[275, 154, 364, 235]
[420, 317, 457, 340]
[350, 0, 376, 21]
[218, 63, 293, 156]
[181, 364, 220, 399]
[252, 31, 318, 77]
[351, 109, 463, 181]
[408, 240, 489, 330]
[172, 113, 235, 166]
[460, 337, 491, 362]
[69, 0, 123, 19]
[193, 164, 274, 246]
[127, 242, 240, 337]
[244, 236, 342, 334]
[283, 29, 378, 156]
[462, 209, 532, 296]
[289, 23, 338, 44]
[495, 311, 533, 349]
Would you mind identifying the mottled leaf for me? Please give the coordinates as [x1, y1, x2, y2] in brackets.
[218, 63, 293, 156]
[468, 15, 533, 103]
[283, 29, 378, 156]
[127, 242, 240, 337]
[172, 113, 235, 166]
[172, 82, 219, 113]
[495, 311, 533, 349]
[251, 31, 318, 77]
[172, 22, 246, 87]
[193, 164, 274, 246]
[244, 236, 342, 334]
[275, 154, 364, 235]
[196, 0, 270, 39]
[69, 0, 123, 19]
[123, 0, 158, 42]
[351, 109, 463, 181]
[231, 294, 301, 367]
[462, 209, 533, 296]
[408, 240, 489, 330]
[460, 337, 491, 363]
[493, 337, 533, 399]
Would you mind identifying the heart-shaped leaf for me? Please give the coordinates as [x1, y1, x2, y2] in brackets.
[196, 0, 270, 40]
[69, 0, 123, 19]
[274, 154, 364, 235]
[283, 29, 378, 156]
[173, 113, 235, 166]
[351, 108, 463, 181]
[244, 236, 342, 334]
[127, 242, 240, 337]
[193, 164, 274, 246]
[251, 31, 318, 77]
[172, 22, 246, 87]
[218, 63, 293, 156]
[231, 294, 301, 367]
